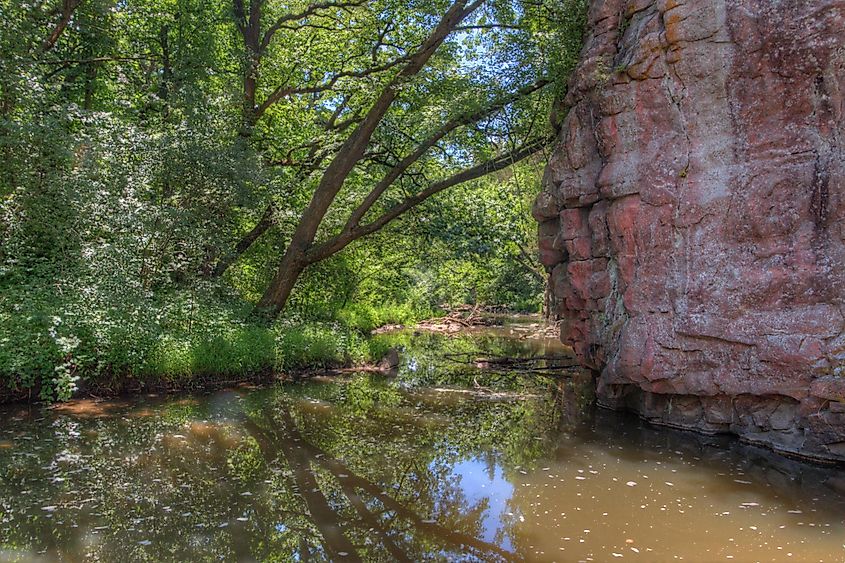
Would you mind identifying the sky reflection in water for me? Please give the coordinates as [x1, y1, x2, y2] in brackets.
[0, 327, 844, 562]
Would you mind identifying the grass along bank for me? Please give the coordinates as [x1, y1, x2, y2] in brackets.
[0, 296, 424, 403]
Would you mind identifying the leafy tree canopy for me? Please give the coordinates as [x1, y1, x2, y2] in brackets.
[0, 0, 587, 396]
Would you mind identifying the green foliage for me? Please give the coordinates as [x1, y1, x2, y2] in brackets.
[379, 158, 547, 311]
[192, 327, 276, 376]
[144, 326, 277, 381]
[0, 280, 394, 398]
[335, 301, 427, 332]
[0, 0, 587, 399]
[274, 323, 367, 370]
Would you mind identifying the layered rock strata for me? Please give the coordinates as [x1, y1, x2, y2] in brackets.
[536, 0, 845, 461]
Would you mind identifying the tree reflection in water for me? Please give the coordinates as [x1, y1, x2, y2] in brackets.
[5, 328, 842, 561]
[0, 351, 569, 562]
[243, 399, 520, 561]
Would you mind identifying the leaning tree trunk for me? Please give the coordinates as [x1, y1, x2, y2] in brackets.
[210, 203, 275, 278]
[251, 0, 486, 319]
[254, 246, 307, 318]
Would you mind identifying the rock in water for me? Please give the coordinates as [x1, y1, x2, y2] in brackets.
[536, 0, 845, 462]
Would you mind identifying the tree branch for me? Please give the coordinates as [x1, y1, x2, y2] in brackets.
[40, 55, 157, 65]
[255, 0, 486, 316]
[342, 78, 549, 231]
[254, 54, 411, 119]
[306, 135, 550, 263]
[209, 204, 276, 277]
[43, 0, 82, 52]
[260, 0, 365, 52]
[233, 0, 247, 36]
[455, 23, 523, 31]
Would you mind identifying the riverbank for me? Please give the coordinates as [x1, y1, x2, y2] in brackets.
[0, 315, 408, 404]
[0, 306, 547, 404]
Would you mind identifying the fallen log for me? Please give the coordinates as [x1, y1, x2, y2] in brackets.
[441, 352, 579, 369]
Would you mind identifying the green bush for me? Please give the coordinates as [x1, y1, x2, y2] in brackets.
[335, 301, 427, 333]
[0, 282, 391, 401]
[191, 327, 276, 377]
[275, 323, 367, 371]
[143, 336, 194, 381]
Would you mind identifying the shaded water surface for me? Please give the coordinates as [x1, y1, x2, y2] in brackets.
[1, 324, 844, 562]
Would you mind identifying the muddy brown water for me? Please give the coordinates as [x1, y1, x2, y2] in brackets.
[0, 324, 844, 562]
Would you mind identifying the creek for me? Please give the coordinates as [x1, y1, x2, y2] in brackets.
[1, 320, 844, 561]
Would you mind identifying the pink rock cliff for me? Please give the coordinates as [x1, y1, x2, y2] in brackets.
[537, 0, 845, 461]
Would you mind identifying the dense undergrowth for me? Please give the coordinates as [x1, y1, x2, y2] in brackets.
[0, 115, 543, 402]
[0, 119, 543, 402]
[0, 295, 422, 402]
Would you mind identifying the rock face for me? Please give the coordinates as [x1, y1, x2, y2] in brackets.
[536, 0, 845, 461]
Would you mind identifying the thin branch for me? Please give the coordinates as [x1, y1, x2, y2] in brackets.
[372, 22, 394, 63]
[358, 137, 549, 235]
[327, 112, 362, 132]
[254, 54, 411, 119]
[210, 204, 276, 277]
[233, 0, 247, 37]
[211, 148, 330, 278]
[325, 93, 351, 128]
[455, 23, 523, 31]
[260, 0, 366, 52]
[515, 244, 546, 282]
[39, 55, 157, 65]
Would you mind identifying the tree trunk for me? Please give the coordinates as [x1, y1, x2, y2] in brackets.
[234, 0, 262, 132]
[252, 0, 480, 319]
[243, 1, 261, 132]
[253, 246, 307, 318]
[83, 62, 97, 109]
[254, 136, 547, 319]
[242, 59, 258, 130]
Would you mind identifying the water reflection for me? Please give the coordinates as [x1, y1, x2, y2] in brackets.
[448, 459, 514, 550]
[0, 328, 843, 562]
